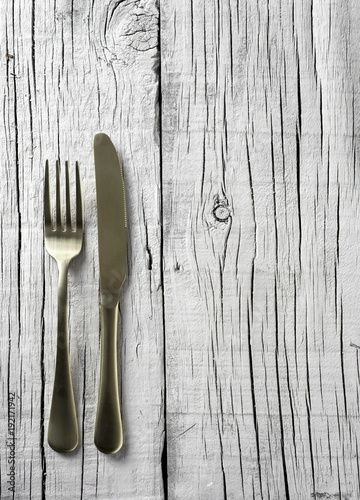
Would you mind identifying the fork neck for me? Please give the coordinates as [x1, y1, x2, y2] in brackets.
[57, 260, 70, 338]
[58, 260, 70, 276]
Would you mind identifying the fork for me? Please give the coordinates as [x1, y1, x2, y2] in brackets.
[44, 160, 84, 453]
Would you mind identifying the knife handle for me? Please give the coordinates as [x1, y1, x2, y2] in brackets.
[95, 305, 123, 454]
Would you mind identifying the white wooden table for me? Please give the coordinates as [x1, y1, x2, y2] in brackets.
[1, 0, 360, 498]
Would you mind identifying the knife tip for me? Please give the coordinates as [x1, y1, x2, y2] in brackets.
[94, 132, 110, 147]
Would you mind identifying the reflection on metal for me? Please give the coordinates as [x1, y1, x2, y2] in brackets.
[44, 160, 84, 453]
[94, 133, 127, 454]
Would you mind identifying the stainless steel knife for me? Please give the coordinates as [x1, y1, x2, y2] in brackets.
[94, 133, 127, 454]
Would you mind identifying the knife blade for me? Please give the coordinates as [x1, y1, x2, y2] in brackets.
[94, 133, 127, 454]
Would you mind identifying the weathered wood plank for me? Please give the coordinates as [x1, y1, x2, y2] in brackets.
[0, 0, 163, 498]
[3, 0, 360, 497]
[161, 0, 360, 498]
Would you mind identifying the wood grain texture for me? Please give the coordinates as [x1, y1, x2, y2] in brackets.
[0, 0, 163, 499]
[161, 0, 360, 498]
[2, 0, 360, 498]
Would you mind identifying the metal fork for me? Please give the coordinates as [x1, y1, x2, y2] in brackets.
[44, 160, 84, 453]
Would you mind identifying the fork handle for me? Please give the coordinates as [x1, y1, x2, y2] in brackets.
[94, 305, 123, 454]
[48, 262, 78, 453]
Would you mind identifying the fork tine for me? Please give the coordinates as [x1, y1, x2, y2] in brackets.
[75, 162, 83, 229]
[44, 160, 51, 226]
[56, 160, 62, 229]
[65, 161, 72, 229]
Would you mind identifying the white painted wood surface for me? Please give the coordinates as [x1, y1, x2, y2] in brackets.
[1, 0, 360, 498]
[162, 0, 360, 499]
[0, 0, 163, 498]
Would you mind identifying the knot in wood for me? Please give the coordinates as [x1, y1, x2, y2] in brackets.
[125, 8, 158, 52]
[106, 0, 158, 55]
[213, 202, 231, 222]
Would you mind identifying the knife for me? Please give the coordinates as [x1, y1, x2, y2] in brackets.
[94, 133, 127, 454]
